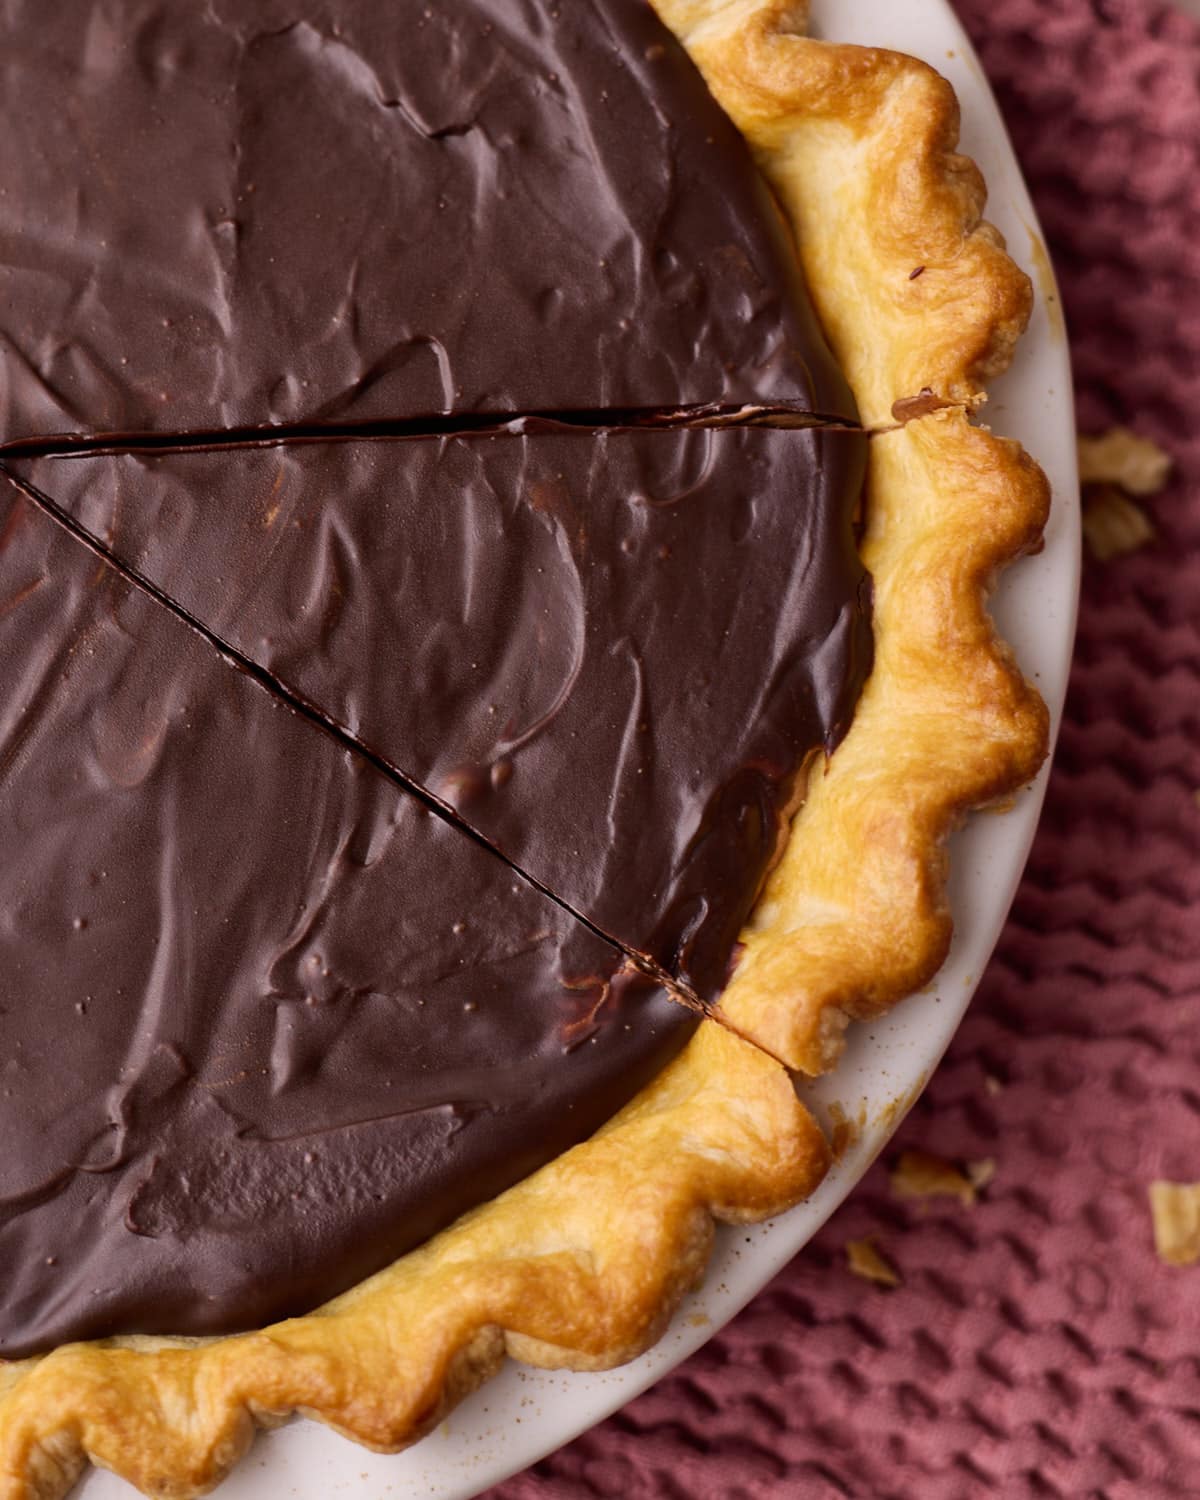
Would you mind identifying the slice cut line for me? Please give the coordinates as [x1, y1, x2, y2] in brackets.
[0, 403, 865, 463]
[3, 422, 872, 1024]
[0, 481, 699, 1358]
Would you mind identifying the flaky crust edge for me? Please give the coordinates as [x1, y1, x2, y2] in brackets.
[656, 0, 1034, 428]
[0, 9, 1051, 1495]
[722, 408, 1050, 1072]
[654, 0, 1051, 1068]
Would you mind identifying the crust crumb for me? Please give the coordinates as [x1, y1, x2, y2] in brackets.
[1149, 1181, 1200, 1266]
[1080, 429, 1170, 564]
[1078, 427, 1170, 561]
[966, 1158, 996, 1193]
[1078, 427, 1172, 495]
[983, 1074, 1004, 1096]
[890, 1149, 994, 1207]
[1082, 485, 1156, 561]
[890, 387, 957, 424]
[846, 1236, 901, 1288]
[827, 1101, 864, 1160]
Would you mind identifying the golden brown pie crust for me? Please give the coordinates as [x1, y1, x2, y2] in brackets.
[666, 0, 1050, 1073]
[0, 5, 1051, 1494]
[656, 0, 1034, 428]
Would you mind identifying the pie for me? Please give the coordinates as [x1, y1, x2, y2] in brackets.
[0, 1, 1050, 1496]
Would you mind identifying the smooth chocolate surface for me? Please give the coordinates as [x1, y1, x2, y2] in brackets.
[0, 0, 877, 1362]
[0, 0, 853, 443]
[15, 426, 872, 1002]
[0, 484, 694, 1358]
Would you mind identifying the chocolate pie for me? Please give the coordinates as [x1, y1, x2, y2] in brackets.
[0, 1, 1049, 1495]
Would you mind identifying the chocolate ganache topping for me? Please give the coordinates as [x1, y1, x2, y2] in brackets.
[13, 427, 871, 1003]
[0, 0, 875, 1361]
[0, 487, 694, 1358]
[0, 0, 853, 442]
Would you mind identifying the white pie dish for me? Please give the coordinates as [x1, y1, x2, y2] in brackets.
[79, 1, 1081, 1496]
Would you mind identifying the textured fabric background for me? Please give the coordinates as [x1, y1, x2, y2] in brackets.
[490, 3, 1200, 1495]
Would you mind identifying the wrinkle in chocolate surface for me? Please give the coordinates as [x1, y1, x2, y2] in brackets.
[0, 486, 694, 1358]
[0, 0, 853, 442]
[15, 426, 872, 1003]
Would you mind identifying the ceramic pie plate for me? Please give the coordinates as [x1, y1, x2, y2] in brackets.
[78, 1, 1081, 1495]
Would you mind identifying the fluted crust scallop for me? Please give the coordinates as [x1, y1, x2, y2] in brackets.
[656, 0, 1034, 428]
[722, 411, 1050, 1072]
[652, 0, 1049, 1071]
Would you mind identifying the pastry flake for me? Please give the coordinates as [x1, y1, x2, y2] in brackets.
[1149, 1182, 1200, 1267]
[890, 1150, 995, 1207]
[1082, 485, 1156, 561]
[846, 1236, 901, 1288]
[1078, 427, 1172, 495]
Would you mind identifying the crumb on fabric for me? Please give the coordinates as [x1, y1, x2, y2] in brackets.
[1078, 427, 1172, 494]
[1149, 1181, 1200, 1267]
[1078, 426, 1171, 561]
[966, 1159, 996, 1193]
[1082, 485, 1156, 561]
[846, 1236, 901, 1288]
[890, 1149, 995, 1207]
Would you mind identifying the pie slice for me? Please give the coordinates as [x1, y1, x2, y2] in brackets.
[0, 477, 822, 1494]
[0, 0, 853, 442]
[0, 477, 767, 1359]
[6, 423, 872, 1007]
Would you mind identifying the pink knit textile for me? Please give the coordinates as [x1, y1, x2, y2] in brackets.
[490, 3, 1200, 1496]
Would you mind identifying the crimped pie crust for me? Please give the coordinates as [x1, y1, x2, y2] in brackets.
[657, 0, 1033, 427]
[664, 0, 1048, 1071]
[0, 3, 1051, 1495]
